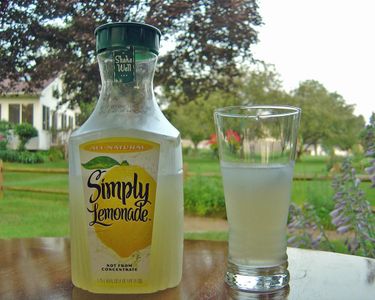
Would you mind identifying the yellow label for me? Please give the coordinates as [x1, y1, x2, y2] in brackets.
[79, 137, 160, 286]
[81, 137, 154, 153]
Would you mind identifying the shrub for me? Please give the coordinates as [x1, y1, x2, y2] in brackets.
[14, 123, 38, 150]
[0, 135, 7, 150]
[364, 116, 375, 186]
[0, 120, 12, 150]
[288, 202, 333, 251]
[45, 146, 65, 161]
[184, 175, 226, 217]
[207, 133, 218, 158]
[0, 150, 44, 164]
[325, 153, 343, 172]
[331, 158, 375, 257]
[182, 146, 193, 156]
[305, 183, 335, 230]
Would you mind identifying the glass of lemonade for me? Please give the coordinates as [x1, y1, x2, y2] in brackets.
[214, 105, 301, 292]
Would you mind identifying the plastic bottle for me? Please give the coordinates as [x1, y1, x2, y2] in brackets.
[68, 22, 183, 294]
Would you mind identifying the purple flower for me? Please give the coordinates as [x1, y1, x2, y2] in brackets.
[337, 225, 351, 234]
[330, 157, 375, 257]
[332, 213, 345, 226]
[341, 216, 351, 223]
[330, 207, 343, 218]
[333, 192, 344, 200]
[287, 202, 331, 251]
[365, 165, 375, 175]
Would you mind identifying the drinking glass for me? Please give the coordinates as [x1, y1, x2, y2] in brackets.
[214, 105, 301, 292]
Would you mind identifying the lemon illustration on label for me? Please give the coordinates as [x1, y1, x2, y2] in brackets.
[82, 156, 156, 258]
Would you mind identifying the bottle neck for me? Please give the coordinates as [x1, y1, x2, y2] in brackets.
[96, 49, 158, 114]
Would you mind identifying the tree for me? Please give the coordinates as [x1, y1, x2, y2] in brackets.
[0, 1, 261, 106]
[14, 123, 38, 150]
[237, 63, 294, 106]
[167, 65, 292, 148]
[360, 112, 375, 151]
[167, 90, 240, 148]
[291, 80, 365, 157]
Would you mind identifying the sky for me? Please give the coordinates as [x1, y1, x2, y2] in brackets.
[252, 0, 375, 123]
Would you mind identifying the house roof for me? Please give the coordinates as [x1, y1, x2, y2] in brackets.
[0, 78, 56, 95]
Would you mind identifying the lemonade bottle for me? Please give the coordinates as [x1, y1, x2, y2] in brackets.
[68, 22, 184, 294]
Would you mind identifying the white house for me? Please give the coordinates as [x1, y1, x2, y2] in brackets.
[0, 77, 80, 150]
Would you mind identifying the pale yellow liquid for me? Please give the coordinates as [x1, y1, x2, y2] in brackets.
[221, 162, 293, 267]
[69, 129, 183, 293]
[69, 50, 184, 293]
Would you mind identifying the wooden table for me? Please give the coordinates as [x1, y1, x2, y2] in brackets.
[0, 238, 374, 300]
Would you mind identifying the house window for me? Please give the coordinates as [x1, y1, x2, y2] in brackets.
[8, 103, 34, 125]
[69, 116, 73, 129]
[61, 113, 67, 130]
[9, 104, 20, 124]
[52, 111, 58, 130]
[42, 105, 50, 130]
[22, 104, 33, 125]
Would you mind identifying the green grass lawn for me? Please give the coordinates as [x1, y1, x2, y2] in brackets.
[294, 155, 330, 176]
[0, 150, 374, 241]
[1, 161, 70, 238]
[184, 151, 220, 174]
[184, 150, 330, 176]
[0, 191, 69, 238]
[4, 172, 68, 189]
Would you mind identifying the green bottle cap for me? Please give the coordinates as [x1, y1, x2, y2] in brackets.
[95, 22, 161, 54]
